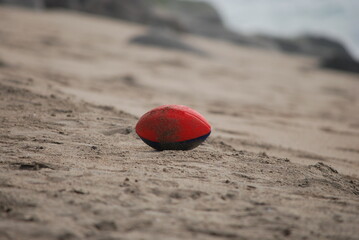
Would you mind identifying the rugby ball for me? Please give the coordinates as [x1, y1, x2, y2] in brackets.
[136, 105, 211, 150]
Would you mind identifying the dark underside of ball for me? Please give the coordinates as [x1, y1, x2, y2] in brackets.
[140, 132, 211, 151]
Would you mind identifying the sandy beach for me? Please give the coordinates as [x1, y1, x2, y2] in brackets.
[0, 6, 359, 240]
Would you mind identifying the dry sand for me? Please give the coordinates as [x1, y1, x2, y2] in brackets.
[0, 6, 359, 240]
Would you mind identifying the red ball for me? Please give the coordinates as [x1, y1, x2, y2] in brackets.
[136, 105, 211, 150]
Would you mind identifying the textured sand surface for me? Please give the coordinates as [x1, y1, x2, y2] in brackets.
[0, 7, 359, 240]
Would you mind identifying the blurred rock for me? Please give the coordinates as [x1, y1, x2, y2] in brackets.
[151, 0, 254, 45]
[152, 1, 359, 74]
[44, 0, 152, 23]
[255, 35, 359, 73]
[256, 35, 352, 59]
[0, 0, 43, 9]
[1, 0, 358, 73]
[130, 28, 207, 56]
[320, 56, 359, 73]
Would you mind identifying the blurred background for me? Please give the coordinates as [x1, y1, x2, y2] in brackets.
[203, 0, 359, 60]
[1, 0, 358, 73]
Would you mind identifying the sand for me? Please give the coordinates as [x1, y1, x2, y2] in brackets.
[0, 6, 359, 240]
